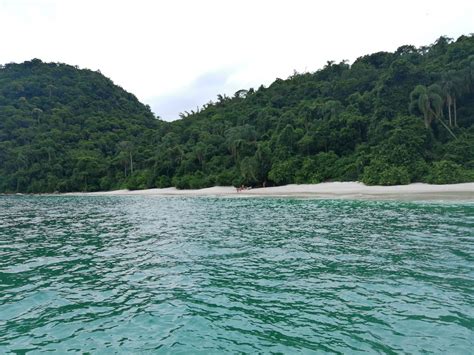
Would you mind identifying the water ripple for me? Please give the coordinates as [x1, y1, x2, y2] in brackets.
[0, 196, 473, 353]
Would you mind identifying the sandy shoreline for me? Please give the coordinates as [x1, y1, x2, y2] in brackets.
[63, 182, 474, 201]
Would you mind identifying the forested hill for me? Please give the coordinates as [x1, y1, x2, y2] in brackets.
[1, 36, 474, 193]
[0, 59, 161, 192]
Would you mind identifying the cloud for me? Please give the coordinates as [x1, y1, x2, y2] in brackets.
[1, 0, 474, 122]
[147, 67, 247, 121]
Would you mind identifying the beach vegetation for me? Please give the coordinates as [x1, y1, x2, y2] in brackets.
[1, 35, 474, 192]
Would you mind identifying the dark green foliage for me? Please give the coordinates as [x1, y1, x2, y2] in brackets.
[1, 35, 474, 193]
[0, 59, 162, 192]
[426, 160, 474, 184]
[362, 160, 411, 186]
[268, 158, 300, 185]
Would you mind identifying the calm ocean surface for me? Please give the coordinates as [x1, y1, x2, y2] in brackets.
[0, 196, 473, 353]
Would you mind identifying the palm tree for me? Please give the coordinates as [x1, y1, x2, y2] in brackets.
[409, 85, 440, 128]
[409, 84, 456, 138]
[450, 67, 472, 127]
[441, 71, 455, 127]
[451, 71, 468, 127]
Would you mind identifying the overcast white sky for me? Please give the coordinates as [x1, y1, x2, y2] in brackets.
[1, 0, 473, 120]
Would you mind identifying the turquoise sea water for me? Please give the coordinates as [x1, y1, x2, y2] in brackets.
[0, 196, 473, 353]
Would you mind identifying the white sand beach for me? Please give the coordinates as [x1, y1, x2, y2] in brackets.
[65, 182, 474, 200]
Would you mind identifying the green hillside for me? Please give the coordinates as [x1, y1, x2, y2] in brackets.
[1, 36, 474, 193]
[0, 59, 161, 192]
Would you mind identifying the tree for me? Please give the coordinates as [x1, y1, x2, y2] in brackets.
[409, 84, 456, 138]
[254, 143, 272, 186]
[117, 141, 135, 176]
[32, 108, 43, 124]
[240, 156, 258, 185]
[441, 71, 455, 127]
[451, 69, 470, 127]
[409, 84, 441, 129]
[1, 36, 474, 193]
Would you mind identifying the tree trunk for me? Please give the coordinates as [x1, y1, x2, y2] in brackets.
[424, 112, 430, 129]
[436, 115, 457, 139]
[447, 103, 452, 127]
[130, 152, 134, 175]
[453, 97, 458, 127]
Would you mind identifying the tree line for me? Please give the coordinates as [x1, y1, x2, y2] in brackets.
[0, 35, 473, 193]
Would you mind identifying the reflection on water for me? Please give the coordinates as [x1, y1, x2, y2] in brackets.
[0, 196, 473, 353]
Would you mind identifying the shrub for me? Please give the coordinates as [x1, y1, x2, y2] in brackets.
[363, 158, 411, 185]
[427, 160, 465, 184]
[155, 175, 171, 188]
[268, 158, 300, 185]
[379, 166, 410, 185]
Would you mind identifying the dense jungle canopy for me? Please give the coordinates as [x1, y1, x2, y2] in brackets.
[1, 35, 473, 193]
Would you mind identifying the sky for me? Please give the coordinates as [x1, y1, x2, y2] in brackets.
[1, 0, 473, 121]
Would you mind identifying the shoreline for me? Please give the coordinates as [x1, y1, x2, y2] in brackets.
[61, 182, 474, 201]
